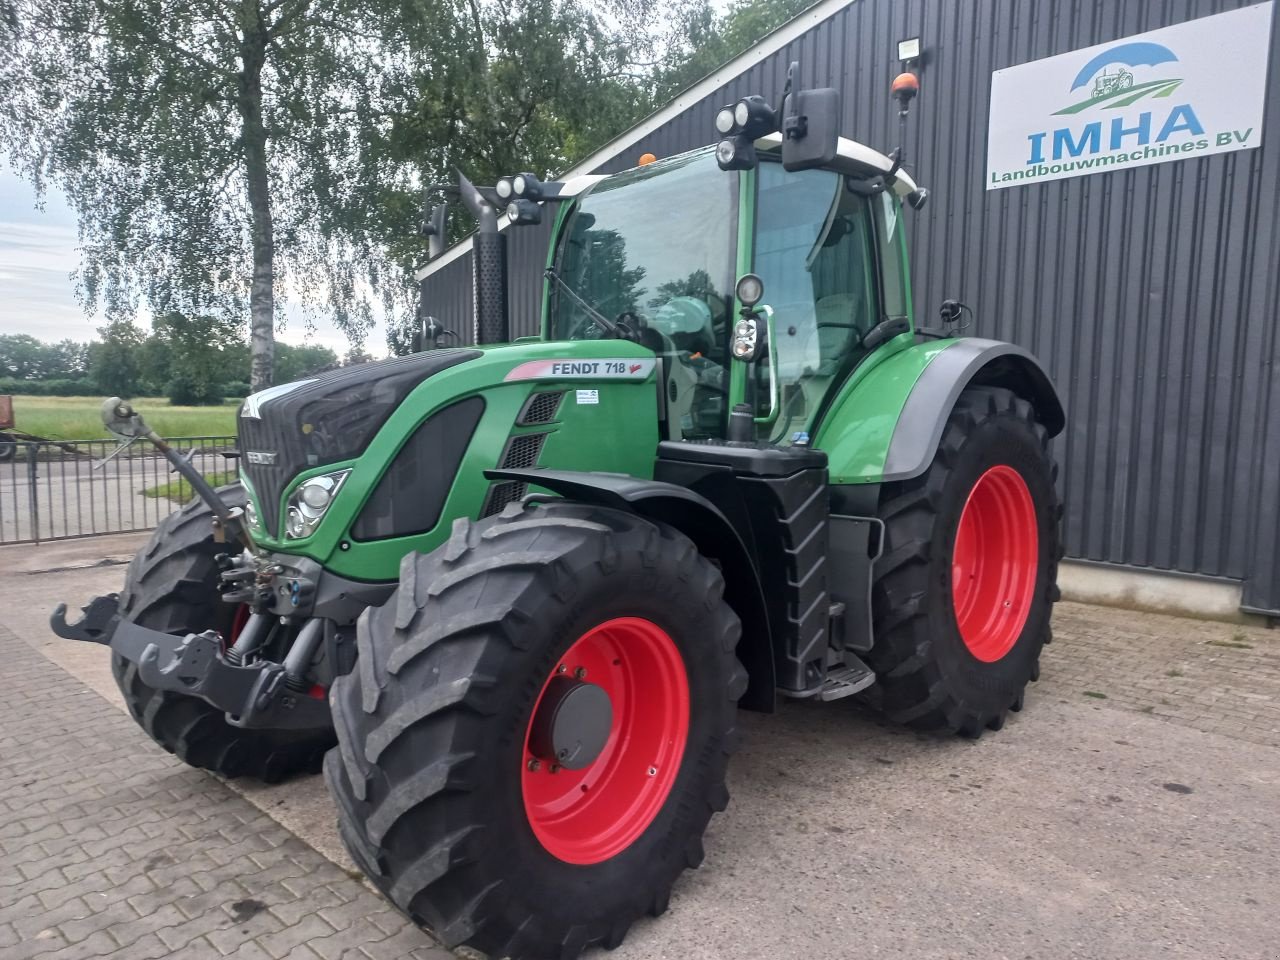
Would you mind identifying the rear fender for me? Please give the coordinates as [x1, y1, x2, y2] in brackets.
[486, 468, 776, 712]
[883, 338, 1064, 482]
[816, 338, 1064, 484]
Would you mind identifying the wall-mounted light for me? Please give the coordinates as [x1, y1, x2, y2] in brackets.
[897, 37, 922, 64]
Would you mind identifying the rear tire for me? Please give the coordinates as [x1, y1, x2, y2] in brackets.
[326, 500, 747, 959]
[113, 483, 334, 782]
[0, 437, 14, 463]
[868, 386, 1061, 736]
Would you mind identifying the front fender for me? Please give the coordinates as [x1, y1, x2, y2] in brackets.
[815, 337, 1064, 484]
[486, 468, 776, 712]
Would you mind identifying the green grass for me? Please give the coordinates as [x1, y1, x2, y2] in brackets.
[1083, 690, 1108, 700]
[142, 470, 237, 504]
[5, 395, 238, 441]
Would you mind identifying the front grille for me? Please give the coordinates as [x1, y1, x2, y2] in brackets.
[480, 430, 549, 518]
[239, 349, 479, 536]
[482, 481, 528, 517]
[501, 433, 547, 470]
[518, 392, 563, 425]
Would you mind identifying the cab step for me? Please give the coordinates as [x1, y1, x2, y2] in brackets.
[777, 653, 876, 702]
[815, 661, 877, 701]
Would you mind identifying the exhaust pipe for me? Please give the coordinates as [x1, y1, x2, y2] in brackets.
[457, 171, 509, 345]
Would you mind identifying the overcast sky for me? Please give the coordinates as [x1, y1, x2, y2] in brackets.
[0, 170, 386, 355]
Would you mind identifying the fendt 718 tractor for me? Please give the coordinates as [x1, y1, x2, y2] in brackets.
[54, 66, 1064, 959]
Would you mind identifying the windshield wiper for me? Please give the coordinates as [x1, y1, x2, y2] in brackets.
[545, 268, 622, 338]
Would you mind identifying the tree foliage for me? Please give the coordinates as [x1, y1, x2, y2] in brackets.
[0, 335, 91, 379]
[0, 0, 415, 388]
[653, 0, 818, 101]
[2, 0, 814, 378]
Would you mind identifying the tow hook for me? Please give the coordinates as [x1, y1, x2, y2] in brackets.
[50, 594, 121, 645]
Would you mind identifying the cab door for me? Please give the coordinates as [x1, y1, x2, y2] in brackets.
[738, 161, 907, 444]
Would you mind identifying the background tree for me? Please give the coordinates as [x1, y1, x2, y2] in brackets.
[0, 0, 416, 389]
[88, 321, 146, 396]
[653, 0, 817, 100]
[275, 342, 338, 382]
[150, 312, 244, 404]
[0, 334, 52, 380]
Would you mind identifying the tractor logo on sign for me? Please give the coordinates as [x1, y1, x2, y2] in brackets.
[1053, 41, 1181, 115]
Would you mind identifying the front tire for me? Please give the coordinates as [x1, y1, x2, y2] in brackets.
[113, 484, 335, 781]
[326, 500, 747, 959]
[868, 386, 1062, 736]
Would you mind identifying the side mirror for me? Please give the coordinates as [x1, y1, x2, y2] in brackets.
[100, 397, 150, 439]
[421, 200, 447, 260]
[780, 61, 840, 172]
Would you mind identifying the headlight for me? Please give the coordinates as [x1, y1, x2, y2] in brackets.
[244, 497, 259, 530]
[284, 469, 350, 540]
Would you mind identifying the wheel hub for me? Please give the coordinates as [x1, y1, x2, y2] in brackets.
[951, 464, 1039, 662]
[521, 617, 690, 865]
[527, 677, 613, 770]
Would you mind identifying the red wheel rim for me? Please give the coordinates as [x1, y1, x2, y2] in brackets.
[951, 465, 1039, 662]
[522, 617, 689, 865]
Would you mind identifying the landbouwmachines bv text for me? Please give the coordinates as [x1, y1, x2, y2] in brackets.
[54, 66, 1064, 958]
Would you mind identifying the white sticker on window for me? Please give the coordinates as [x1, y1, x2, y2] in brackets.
[576, 389, 599, 405]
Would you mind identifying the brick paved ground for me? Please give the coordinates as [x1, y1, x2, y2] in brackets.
[1045, 601, 1280, 748]
[0, 622, 447, 960]
[3, 556, 1278, 960]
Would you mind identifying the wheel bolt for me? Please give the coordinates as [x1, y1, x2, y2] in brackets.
[556, 664, 567, 674]
[527, 758, 540, 772]
[647, 766, 658, 777]
[550, 763, 562, 774]
[574, 667, 587, 679]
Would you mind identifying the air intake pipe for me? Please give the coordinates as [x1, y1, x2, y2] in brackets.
[457, 170, 509, 344]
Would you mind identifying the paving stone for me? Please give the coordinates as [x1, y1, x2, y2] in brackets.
[0, 623, 448, 960]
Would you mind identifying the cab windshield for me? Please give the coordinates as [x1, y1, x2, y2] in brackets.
[549, 150, 737, 438]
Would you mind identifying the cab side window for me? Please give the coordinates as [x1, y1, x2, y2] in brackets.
[754, 163, 877, 442]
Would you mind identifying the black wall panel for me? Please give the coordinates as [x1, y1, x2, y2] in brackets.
[419, 0, 1280, 612]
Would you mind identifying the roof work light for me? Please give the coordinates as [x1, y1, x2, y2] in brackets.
[714, 95, 778, 171]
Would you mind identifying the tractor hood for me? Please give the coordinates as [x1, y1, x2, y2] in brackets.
[238, 349, 481, 538]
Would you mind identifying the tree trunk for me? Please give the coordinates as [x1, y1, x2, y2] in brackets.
[238, 11, 274, 390]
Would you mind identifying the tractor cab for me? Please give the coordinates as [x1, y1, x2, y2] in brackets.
[543, 136, 919, 448]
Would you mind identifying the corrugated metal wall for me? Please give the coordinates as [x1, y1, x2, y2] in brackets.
[420, 0, 1280, 614]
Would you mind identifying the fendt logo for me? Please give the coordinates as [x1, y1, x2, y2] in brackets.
[985, 3, 1272, 191]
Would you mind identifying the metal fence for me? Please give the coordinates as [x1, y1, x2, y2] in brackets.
[0, 436, 237, 545]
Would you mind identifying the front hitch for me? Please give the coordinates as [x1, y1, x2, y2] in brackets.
[50, 596, 330, 731]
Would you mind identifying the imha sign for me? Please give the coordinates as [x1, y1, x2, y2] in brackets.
[987, 2, 1273, 189]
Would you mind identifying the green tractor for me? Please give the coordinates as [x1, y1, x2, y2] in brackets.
[54, 66, 1063, 959]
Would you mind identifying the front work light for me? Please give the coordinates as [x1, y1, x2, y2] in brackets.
[731, 317, 762, 361]
[495, 177, 514, 200]
[732, 95, 777, 139]
[512, 173, 543, 200]
[715, 106, 737, 135]
[736, 273, 764, 308]
[506, 199, 542, 225]
[284, 469, 350, 540]
[716, 135, 757, 171]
